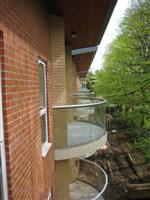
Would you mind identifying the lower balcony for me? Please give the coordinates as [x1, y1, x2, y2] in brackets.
[70, 158, 108, 200]
[53, 97, 107, 160]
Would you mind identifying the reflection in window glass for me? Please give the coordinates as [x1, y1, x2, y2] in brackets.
[40, 115, 46, 144]
[39, 63, 45, 108]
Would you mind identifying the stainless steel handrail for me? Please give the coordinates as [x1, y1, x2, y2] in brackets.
[76, 158, 108, 200]
[53, 98, 106, 109]
[53, 96, 107, 150]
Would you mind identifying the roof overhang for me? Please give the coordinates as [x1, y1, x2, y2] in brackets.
[46, 0, 118, 77]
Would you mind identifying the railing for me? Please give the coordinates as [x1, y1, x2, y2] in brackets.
[70, 158, 108, 200]
[53, 97, 106, 149]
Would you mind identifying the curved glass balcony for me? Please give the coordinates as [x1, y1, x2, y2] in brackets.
[70, 158, 108, 200]
[53, 97, 107, 159]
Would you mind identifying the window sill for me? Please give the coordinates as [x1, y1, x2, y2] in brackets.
[42, 142, 52, 158]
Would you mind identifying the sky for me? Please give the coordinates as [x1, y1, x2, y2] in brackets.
[90, 0, 130, 72]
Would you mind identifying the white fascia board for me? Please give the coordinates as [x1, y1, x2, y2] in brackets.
[72, 46, 98, 56]
[0, 63, 4, 142]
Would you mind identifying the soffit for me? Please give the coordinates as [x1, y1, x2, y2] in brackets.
[46, 0, 117, 77]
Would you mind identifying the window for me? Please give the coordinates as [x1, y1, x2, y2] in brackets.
[81, 83, 86, 88]
[38, 60, 48, 145]
[38, 60, 52, 157]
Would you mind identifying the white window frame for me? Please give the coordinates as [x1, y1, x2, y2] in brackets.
[0, 62, 8, 199]
[0, 65, 4, 143]
[0, 143, 8, 200]
[38, 60, 52, 157]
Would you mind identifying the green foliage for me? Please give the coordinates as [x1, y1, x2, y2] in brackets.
[135, 137, 150, 161]
[123, 107, 150, 160]
[144, 119, 150, 129]
[94, 0, 150, 160]
[86, 72, 96, 93]
[124, 110, 142, 129]
[95, 0, 150, 105]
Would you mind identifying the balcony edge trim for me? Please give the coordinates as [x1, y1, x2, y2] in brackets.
[55, 132, 107, 160]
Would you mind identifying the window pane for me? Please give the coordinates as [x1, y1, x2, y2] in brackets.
[40, 115, 47, 144]
[39, 63, 45, 108]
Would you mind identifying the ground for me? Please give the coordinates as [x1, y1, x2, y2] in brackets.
[70, 180, 100, 200]
[89, 122, 150, 200]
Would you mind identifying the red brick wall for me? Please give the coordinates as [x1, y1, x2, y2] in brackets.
[0, 0, 55, 199]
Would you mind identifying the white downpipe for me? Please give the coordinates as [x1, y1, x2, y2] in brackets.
[0, 63, 4, 142]
[0, 63, 8, 200]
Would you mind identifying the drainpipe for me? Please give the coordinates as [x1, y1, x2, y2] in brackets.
[0, 64, 8, 200]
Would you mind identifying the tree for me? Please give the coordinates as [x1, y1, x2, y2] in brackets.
[86, 71, 96, 93]
[95, 0, 150, 155]
[95, 0, 150, 108]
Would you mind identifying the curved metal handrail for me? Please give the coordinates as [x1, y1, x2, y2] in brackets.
[75, 158, 108, 200]
[53, 97, 106, 109]
[53, 96, 107, 152]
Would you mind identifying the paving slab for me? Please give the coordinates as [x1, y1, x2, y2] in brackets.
[70, 180, 104, 200]
[68, 121, 105, 147]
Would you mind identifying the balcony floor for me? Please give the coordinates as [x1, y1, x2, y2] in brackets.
[70, 180, 103, 200]
[68, 121, 105, 147]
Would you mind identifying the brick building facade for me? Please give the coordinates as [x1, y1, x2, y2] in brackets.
[0, 1, 55, 199]
[0, 0, 117, 199]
